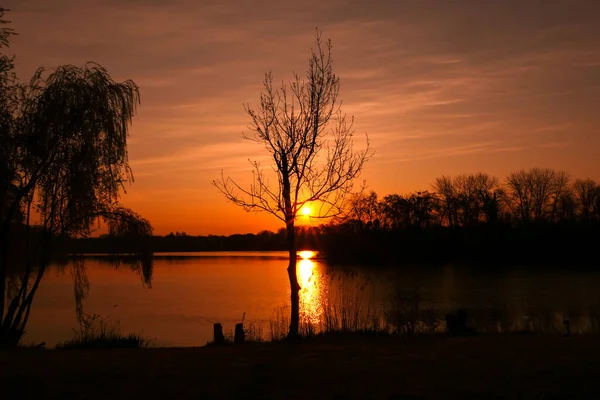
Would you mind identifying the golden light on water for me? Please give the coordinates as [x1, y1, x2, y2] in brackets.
[297, 256, 324, 324]
[298, 259, 314, 284]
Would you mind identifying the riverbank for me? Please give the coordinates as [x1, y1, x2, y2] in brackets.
[2, 334, 600, 399]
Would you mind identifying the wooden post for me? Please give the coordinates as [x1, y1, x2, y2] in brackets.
[213, 323, 225, 345]
[563, 319, 571, 336]
[234, 323, 245, 344]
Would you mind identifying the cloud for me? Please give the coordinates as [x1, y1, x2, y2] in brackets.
[6, 0, 600, 233]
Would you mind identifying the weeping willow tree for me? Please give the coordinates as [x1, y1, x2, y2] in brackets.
[0, 7, 16, 214]
[0, 9, 152, 347]
[214, 31, 371, 338]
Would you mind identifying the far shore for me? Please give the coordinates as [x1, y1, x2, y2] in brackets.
[3, 334, 600, 399]
[67, 250, 326, 260]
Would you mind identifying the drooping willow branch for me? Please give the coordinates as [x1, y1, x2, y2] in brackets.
[0, 53, 151, 345]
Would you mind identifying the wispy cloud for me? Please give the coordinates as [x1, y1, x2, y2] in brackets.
[6, 0, 600, 233]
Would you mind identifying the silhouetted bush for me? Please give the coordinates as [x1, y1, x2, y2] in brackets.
[57, 314, 153, 350]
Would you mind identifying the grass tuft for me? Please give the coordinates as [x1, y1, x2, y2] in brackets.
[57, 313, 153, 350]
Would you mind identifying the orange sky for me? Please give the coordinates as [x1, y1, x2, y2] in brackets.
[5, 0, 600, 235]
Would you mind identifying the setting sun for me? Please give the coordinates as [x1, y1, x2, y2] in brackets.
[298, 250, 315, 259]
[300, 206, 311, 217]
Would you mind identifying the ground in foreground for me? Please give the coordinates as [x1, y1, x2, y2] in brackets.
[2, 334, 600, 399]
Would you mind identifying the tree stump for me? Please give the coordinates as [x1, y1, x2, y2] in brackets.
[234, 323, 245, 344]
[445, 313, 457, 334]
[213, 323, 225, 345]
[456, 308, 468, 332]
[445, 309, 473, 336]
[563, 319, 571, 336]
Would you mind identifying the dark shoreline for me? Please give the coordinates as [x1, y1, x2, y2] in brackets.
[3, 334, 600, 399]
[57, 221, 600, 268]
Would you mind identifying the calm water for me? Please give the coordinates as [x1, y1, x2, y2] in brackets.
[24, 252, 600, 347]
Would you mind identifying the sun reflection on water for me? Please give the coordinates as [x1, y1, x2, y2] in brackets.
[297, 255, 324, 324]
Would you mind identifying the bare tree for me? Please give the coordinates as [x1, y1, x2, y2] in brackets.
[549, 170, 571, 221]
[470, 173, 501, 224]
[433, 173, 500, 227]
[347, 191, 381, 231]
[213, 31, 371, 338]
[380, 194, 411, 230]
[433, 176, 457, 228]
[504, 168, 571, 223]
[453, 174, 480, 226]
[406, 191, 440, 230]
[504, 169, 533, 222]
[574, 179, 599, 220]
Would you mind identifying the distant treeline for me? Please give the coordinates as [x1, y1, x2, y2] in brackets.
[66, 168, 600, 265]
[66, 227, 321, 254]
[323, 168, 600, 264]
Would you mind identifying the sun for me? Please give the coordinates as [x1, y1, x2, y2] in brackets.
[300, 205, 311, 217]
[298, 250, 316, 259]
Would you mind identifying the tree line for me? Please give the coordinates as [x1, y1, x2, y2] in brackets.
[344, 168, 599, 231]
[322, 168, 600, 265]
[64, 227, 321, 254]
[67, 167, 600, 261]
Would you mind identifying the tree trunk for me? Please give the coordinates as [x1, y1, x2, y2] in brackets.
[286, 218, 300, 339]
[280, 155, 300, 339]
[0, 223, 8, 330]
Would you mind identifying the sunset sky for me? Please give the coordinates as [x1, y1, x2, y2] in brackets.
[5, 0, 600, 235]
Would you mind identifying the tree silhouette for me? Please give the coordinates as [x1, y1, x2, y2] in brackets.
[434, 173, 500, 227]
[347, 191, 381, 231]
[504, 168, 571, 223]
[433, 176, 458, 228]
[0, 11, 151, 346]
[574, 179, 599, 221]
[214, 31, 371, 338]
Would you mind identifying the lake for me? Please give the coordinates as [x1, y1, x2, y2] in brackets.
[24, 252, 600, 347]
